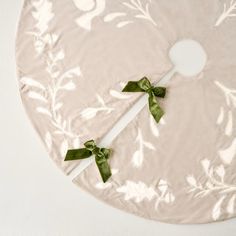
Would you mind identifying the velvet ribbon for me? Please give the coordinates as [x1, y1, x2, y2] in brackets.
[122, 77, 166, 123]
[65, 140, 112, 183]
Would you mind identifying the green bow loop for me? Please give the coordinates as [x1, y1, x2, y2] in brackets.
[122, 77, 166, 123]
[64, 140, 112, 183]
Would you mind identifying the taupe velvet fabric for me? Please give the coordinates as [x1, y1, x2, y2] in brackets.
[16, 0, 236, 223]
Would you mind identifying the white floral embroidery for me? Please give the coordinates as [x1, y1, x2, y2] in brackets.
[186, 159, 236, 220]
[149, 115, 165, 137]
[215, 81, 236, 163]
[74, 0, 106, 31]
[117, 180, 175, 209]
[45, 132, 52, 151]
[132, 128, 155, 167]
[109, 81, 132, 100]
[123, 0, 157, 26]
[219, 138, 236, 164]
[215, 0, 236, 26]
[103, 0, 157, 28]
[80, 94, 114, 120]
[27, 0, 55, 55]
[22, 0, 82, 160]
[216, 107, 233, 136]
[95, 169, 119, 189]
[73, 0, 95, 11]
[215, 81, 236, 107]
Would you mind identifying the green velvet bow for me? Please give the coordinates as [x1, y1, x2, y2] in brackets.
[122, 77, 166, 123]
[64, 140, 112, 183]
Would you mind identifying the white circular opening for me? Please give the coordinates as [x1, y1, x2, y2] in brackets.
[169, 39, 207, 77]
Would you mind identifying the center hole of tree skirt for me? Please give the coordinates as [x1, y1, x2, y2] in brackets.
[169, 39, 207, 77]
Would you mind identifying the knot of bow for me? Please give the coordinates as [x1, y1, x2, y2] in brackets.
[65, 140, 112, 183]
[122, 77, 166, 123]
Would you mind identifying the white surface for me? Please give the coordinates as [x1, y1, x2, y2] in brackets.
[1, 1, 236, 235]
[169, 39, 207, 77]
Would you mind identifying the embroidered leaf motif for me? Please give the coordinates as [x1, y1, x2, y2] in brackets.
[80, 108, 99, 119]
[117, 181, 156, 202]
[72, 0, 95, 11]
[225, 110, 233, 136]
[45, 132, 52, 151]
[215, 0, 236, 26]
[109, 81, 132, 99]
[117, 180, 175, 209]
[54, 50, 65, 61]
[149, 115, 166, 137]
[36, 107, 52, 117]
[227, 194, 236, 214]
[95, 182, 112, 189]
[117, 21, 133, 28]
[25, 0, 82, 165]
[110, 90, 132, 99]
[215, 165, 225, 181]
[73, 137, 80, 148]
[215, 81, 236, 107]
[20, 77, 45, 90]
[143, 141, 155, 150]
[122, 0, 157, 26]
[95, 169, 119, 189]
[219, 138, 236, 164]
[80, 94, 114, 120]
[201, 159, 210, 174]
[216, 106, 224, 125]
[186, 175, 198, 188]
[29, 0, 55, 54]
[132, 128, 156, 167]
[96, 94, 105, 106]
[103, 0, 157, 28]
[28, 91, 48, 102]
[132, 150, 143, 167]
[54, 103, 63, 111]
[212, 195, 226, 220]
[60, 67, 81, 80]
[61, 81, 76, 90]
[60, 139, 68, 157]
[186, 159, 236, 220]
[32, 0, 54, 34]
[75, 0, 106, 31]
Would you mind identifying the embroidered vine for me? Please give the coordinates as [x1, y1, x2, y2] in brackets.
[103, 0, 157, 28]
[27, 0, 55, 55]
[149, 115, 165, 137]
[117, 180, 175, 209]
[22, 0, 82, 158]
[73, 0, 106, 31]
[186, 159, 236, 220]
[215, 81, 236, 164]
[215, 0, 236, 26]
[132, 128, 155, 167]
[80, 94, 114, 120]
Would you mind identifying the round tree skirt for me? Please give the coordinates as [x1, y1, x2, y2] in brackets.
[16, 0, 236, 224]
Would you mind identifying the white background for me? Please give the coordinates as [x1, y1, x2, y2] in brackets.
[1, 1, 236, 235]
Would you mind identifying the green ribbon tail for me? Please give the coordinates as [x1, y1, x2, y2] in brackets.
[64, 148, 92, 161]
[122, 81, 145, 92]
[148, 92, 164, 123]
[95, 150, 112, 183]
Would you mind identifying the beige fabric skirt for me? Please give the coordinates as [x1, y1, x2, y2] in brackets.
[16, 0, 236, 223]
